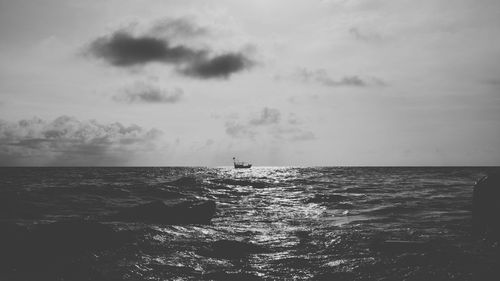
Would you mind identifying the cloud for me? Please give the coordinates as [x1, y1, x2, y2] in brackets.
[149, 17, 209, 39]
[484, 78, 500, 85]
[88, 32, 204, 67]
[225, 122, 256, 139]
[182, 53, 252, 79]
[294, 68, 386, 87]
[349, 27, 383, 42]
[224, 107, 314, 142]
[249, 107, 281, 125]
[290, 131, 315, 141]
[113, 81, 183, 103]
[86, 18, 254, 79]
[271, 127, 316, 142]
[0, 116, 162, 166]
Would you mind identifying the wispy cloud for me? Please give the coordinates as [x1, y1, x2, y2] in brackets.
[271, 127, 316, 142]
[294, 68, 386, 87]
[349, 27, 383, 42]
[290, 131, 315, 141]
[225, 107, 314, 142]
[484, 78, 500, 85]
[149, 17, 209, 39]
[86, 18, 254, 79]
[113, 81, 183, 104]
[0, 116, 162, 166]
[225, 122, 256, 139]
[249, 107, 280, 125]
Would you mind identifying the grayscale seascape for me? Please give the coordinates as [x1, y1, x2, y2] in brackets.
[1, 0, 500, 280]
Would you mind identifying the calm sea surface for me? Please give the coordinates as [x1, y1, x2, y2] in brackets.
[0, 167, 498, 280]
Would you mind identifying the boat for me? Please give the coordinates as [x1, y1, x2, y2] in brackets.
[233, 157, 252, 169]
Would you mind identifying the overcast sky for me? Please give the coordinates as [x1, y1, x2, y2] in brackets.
[1, 0, 499, 166]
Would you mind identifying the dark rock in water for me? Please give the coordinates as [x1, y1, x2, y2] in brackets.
[473, 173, 500, 240]
[113, 200, 216, 224]
[199, 239, 266, 259]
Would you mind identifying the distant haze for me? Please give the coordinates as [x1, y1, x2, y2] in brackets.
[1, 0, 499, 166]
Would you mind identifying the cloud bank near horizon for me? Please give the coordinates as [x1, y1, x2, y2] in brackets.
[0, 116, 162, 166]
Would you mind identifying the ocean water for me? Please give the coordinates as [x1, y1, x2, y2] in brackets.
[0, 167, 499, 280]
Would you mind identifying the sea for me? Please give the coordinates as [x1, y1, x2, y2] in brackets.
[1, 167, 499, 281]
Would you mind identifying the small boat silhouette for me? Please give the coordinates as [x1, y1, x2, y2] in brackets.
[233, 157, 252, 169]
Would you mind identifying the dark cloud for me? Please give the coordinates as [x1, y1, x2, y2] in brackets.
[113, 82, 183, 103]
[0, 116, 162, 166]
[224, 108, 314, 142]
[295, 68, 386, 87]
[87, 22, 254, 79]
[182, 53, 252, 79]
[88, 32, 204, 67]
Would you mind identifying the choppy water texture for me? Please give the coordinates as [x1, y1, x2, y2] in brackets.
[1, 167, 500, 280]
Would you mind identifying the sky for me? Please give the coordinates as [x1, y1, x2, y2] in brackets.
[0, 0, 499, 166]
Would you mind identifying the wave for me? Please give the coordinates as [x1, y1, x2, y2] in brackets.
[304, 194, 350, 204]
[111, 200, 216, 224]
[213, 178, 269, 188]
[364, 203, 420, 216]
[167, 176, 200, 187]
[198, 239, 268, 259]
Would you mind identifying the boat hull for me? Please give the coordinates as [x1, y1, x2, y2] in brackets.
[234, 164, 252, 169]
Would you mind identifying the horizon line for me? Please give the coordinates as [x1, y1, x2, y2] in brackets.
[0, 165, 498, 168]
